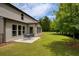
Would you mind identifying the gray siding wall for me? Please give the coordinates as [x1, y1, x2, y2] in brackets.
[0, 17, 4, 43]
[27, 24, 42, 36]
[5, 19, 39, 42]
[0, 4, 42, 42]
[0, 4, 37, 23]
[5, 19, 28, 42]
[27, 24, 37, 36]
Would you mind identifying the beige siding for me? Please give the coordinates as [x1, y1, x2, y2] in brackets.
[0, 17, 4, 34]
[0, 4, 42, 42]
[5, 20, 42, 42]
[0, 17, 4, 43]
[5, 19, 40, 42]
[0, 4, 37, 24]
[27, 24, 39, 36]
[5, 19, 28, 42]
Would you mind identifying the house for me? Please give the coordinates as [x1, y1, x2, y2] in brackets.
[0, 3, 42, 43]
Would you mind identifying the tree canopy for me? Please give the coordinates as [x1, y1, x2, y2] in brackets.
[54, 3, 79, 38]
[39, 3, 79, 39]
[39, 16, 51, 32]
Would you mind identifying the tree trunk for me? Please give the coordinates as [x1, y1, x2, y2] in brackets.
[73, 33, 76, 46]
[73, 33, 75, 39]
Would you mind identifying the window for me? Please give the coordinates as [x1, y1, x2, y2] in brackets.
[21, 14, 24, 20]
[23, 26, 25, 34]
[12, 25, 17, 36]
[18, 25, 21, 35]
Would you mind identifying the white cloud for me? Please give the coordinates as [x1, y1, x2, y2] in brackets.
[26, 4, 51, 17]
[12, 3, 58, 20]
[32, 4, 50, 16]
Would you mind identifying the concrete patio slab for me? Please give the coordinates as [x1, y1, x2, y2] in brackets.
[14, 37, 40, 43]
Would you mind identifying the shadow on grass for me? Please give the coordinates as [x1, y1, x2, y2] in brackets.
[50, 32, 72, 37]
[43, 40, 79, 56]
[50, 32, 79, 39]
[51, 32, 79, 39]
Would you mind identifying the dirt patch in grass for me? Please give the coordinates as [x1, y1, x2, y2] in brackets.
[0, 41, 14, 47]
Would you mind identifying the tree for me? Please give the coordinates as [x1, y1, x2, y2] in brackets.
[55, 3, 79, 39]
[39, 16, 51, 32]
[50, 20, 58, 32]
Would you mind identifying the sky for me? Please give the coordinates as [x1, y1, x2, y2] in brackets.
[12, 3, 59, 20]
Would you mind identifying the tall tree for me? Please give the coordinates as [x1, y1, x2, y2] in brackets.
[55, 3, 79, 39]
[50, 20, 58, 32]
[39, 16, 51, 32]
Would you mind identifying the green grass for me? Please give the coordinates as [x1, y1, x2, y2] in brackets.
[0, 32, 79, 56]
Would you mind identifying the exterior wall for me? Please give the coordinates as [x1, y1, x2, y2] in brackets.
[28, 24, 37, 36]
[0, 4, 37, 24]
[36, 24, 42, 36]
[5, 19, 41, 42]
[0, 17, 4, 43]
[5, 19, 28, 42]
[0, 3, 42, 42]
[28, 24, 42, 36]
[0, 17, 4, 34]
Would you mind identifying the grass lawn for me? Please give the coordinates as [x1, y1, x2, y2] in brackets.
[0, 32, 79, 56]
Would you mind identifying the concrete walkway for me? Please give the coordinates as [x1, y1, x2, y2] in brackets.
[14, 37, 40, 43]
